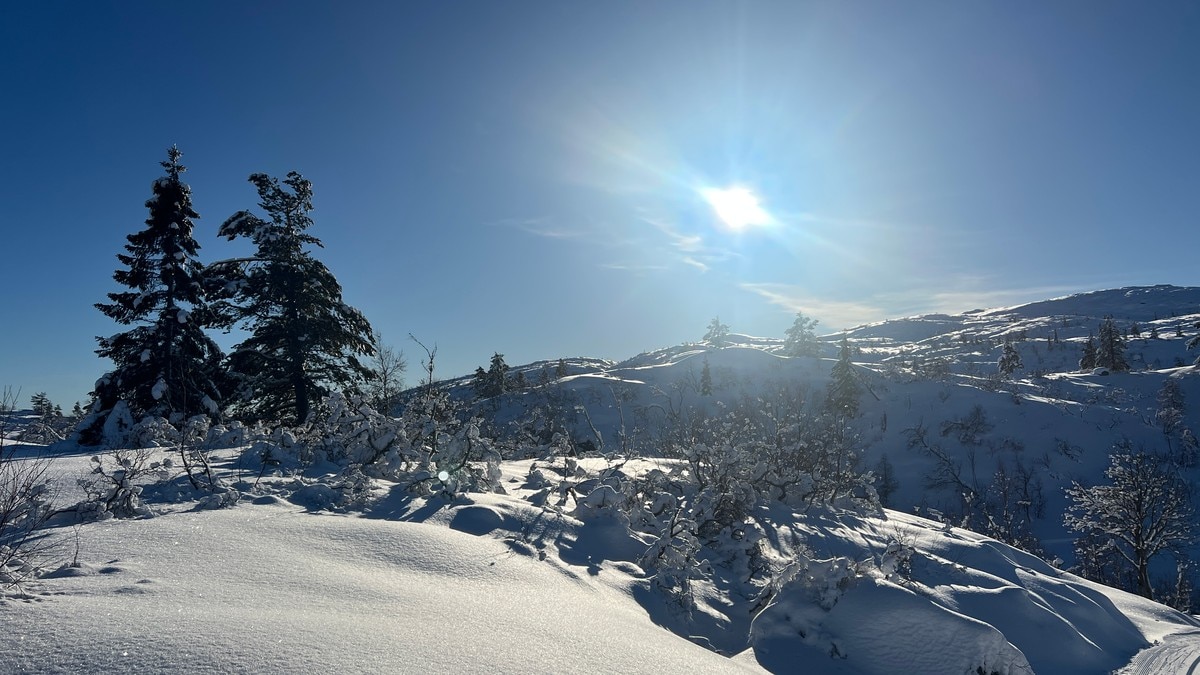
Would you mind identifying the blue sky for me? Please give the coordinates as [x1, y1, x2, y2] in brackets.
[2, 1, 1199, 409]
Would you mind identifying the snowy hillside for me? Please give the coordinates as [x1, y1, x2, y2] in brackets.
[6, 284, 1200, 674]
[465, 285, 1200, 571]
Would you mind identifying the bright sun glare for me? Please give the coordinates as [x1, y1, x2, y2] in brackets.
[701, 187, 771, 231]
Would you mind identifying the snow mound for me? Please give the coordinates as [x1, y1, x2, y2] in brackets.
[5, 501, 762, 674]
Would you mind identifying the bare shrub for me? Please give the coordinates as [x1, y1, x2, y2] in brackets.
[0, 389, 58, 588]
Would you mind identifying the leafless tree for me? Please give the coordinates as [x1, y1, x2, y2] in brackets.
[366, 330, 406, 415]
[1065, 446, 1194, 599]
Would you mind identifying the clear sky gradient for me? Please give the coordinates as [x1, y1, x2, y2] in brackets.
[2, 1, 1198, 409]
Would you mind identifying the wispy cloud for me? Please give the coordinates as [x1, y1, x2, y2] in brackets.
[920, 285, 1092, 315]
[632, 209, 744, 274]
[741, 280, 1095, 331]
[498, 209, 736, 277]
[495, 216, 590, 240]
[739, 283, 889, 330]
[639, 212, 704, 254]
[600, 262, 669, 273]
[870, 281, 1096, 318]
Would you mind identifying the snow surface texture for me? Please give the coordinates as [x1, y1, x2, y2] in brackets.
[4, 452, 1197, 674]
[4, 489, 760, 673]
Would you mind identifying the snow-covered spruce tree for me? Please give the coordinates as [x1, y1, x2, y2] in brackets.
[703, 316, 730, 347]
[19, 393, 68, 445]
[997, 341, 1022, 378]
[30, 393, 54, 419]
[1096, 316, 1128, 372]
[1156, 378, 1196, 465]
[820, 335, 865, 501]
[210, 172, 373, 425]
[472, 353, 509, 399]
[1065, 446, 1194, 599]
[87, 147, 226, 442]
[782, 311, 820, 357]
[826, 335, 861, 419]
[1078, 333, 1098, 371]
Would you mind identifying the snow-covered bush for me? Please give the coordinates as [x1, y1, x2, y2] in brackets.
[878, 539, 914, 582]
[551, 399, 881, 611]
[129, 415, 180, 448]
[298, 392, 409, 469]
[238, 389, 508, 505]
[406, 419, 504, 499]
[99, 399, 135, 447]
[0, 393, 59, 588]
[15, 419, 68, 445]
[203, 420, 250, 449]
[75, 448, 170, 520]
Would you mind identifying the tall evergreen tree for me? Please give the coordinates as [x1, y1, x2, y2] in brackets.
[700, 356, 713, 396]
[1079, 333, 1098, 371]
[822, 334, 864, 501]
[472, 353, 511, 398]
[998, 341, 1022, 378]
[783, 311, 821, 357]
[472, 367, 489, 398]
[210, 172, 373, 424]
[826, 335, 862, 419]
[30, 393, 54, 419]
[91, 147, 225, 429]
[1096, 316, 1129, 372]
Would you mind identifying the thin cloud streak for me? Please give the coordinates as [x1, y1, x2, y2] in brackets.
[886, 284, 1097, 317]
[600, 262, 669, 272]
[742, 281, 1101, 332]
[496, 216, 590, 240]
[640, 212, 704, 254]
[739, 283, 888, 331]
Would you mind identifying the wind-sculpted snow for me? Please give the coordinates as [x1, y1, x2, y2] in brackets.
[3, 494, 763, 674]
[4, 451, 1199, 674]
[752, 575, 1035, 675]
[750, 509, 1197, 675]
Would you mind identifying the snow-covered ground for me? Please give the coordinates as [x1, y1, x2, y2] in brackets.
[3, 447, 1197, 674]
[8, 285, 1200, 674]
[5, 497, 758, 673]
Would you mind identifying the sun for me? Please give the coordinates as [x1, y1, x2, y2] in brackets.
[701, 186, 771, 231]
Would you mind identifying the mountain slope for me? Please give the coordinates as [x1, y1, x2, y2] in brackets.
[465, 285, 1200, 586]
